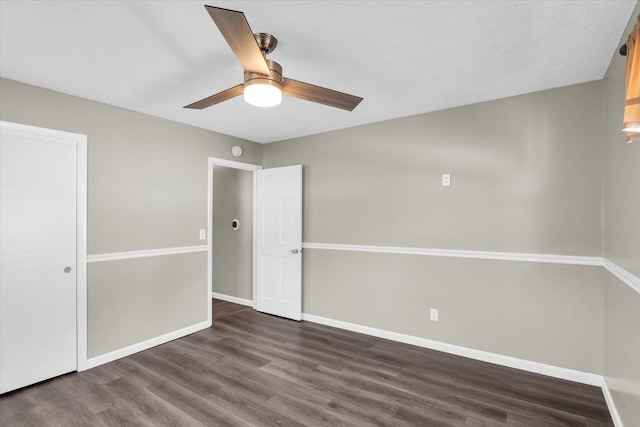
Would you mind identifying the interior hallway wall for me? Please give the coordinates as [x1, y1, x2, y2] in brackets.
[212, 166, 253, 300]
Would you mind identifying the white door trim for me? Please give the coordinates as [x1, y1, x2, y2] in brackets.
[207, 157, 262, 318]
[0, 120, 88, 372]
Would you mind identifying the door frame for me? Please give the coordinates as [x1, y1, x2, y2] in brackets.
[207, 157, 262, 315]
[0, 120, 88, 371]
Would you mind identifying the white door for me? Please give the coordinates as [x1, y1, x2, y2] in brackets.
[256, 165, 302, 320]
[0, 125, 78, 393]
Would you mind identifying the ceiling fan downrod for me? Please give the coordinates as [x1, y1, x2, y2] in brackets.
[244, 33, 283, 94]
[254, 33, 278, 56]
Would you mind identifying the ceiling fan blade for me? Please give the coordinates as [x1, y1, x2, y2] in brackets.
[184, 84, 244, 109]
[282, 78, 363, 111]
[204, 5, 271, 76]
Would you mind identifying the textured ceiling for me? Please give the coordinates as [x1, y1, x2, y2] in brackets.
[0, 1, 636, 143]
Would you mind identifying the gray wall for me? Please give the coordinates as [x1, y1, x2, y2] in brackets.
[265, 82, 603, 255]
[602, 5, 640, 426]
[304, 250, 603, 373]
[212, 166, 253, 300]
[0, 78, 261, 357]
[264, 81, 606, 374]
[603, 272, 640, 426]
[88, 252, 207, 357]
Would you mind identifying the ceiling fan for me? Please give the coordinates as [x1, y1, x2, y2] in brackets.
[184, 5, 363, 111]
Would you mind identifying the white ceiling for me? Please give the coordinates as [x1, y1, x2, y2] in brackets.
[0, 1, 636, 144]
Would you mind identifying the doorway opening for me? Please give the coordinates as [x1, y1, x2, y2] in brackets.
[207, 158, 262, 315]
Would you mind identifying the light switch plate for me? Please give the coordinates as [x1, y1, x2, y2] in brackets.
[442, 174, 451, 187]
[199, 229, 206, 240]
[430, 308, 439, 321]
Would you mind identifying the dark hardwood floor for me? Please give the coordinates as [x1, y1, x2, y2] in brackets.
[0, 299, 613, 426]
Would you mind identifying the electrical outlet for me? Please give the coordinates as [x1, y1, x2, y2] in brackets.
[442, 174, 451, 187]
[199, 229, 206, 240]
[430, 308, 439, 322]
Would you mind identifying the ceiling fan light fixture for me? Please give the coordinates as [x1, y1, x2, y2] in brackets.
[243, 59, 283, 108]
[244, 79, 282, 107]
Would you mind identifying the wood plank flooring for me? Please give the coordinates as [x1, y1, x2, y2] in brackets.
[0, 299, 613, 426]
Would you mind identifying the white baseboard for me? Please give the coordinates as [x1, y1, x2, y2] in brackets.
[601, 378, 624, 427]
[303, 311, 629, 427]
[301, 313, 603, 387]
[81, 300, 622, 424]
[211, 292, 253, 307]
[85, 319, 211, 369]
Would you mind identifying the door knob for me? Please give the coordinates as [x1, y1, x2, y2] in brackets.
[291, 249, 299, 254]
[64, 266, 72, 273]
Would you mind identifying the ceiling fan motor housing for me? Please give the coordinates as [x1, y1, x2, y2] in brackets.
[244, 59, 283, 91]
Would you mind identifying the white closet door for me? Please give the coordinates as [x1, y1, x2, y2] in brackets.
[0, 126, 77, 393]
[256, 165, 302, 320]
